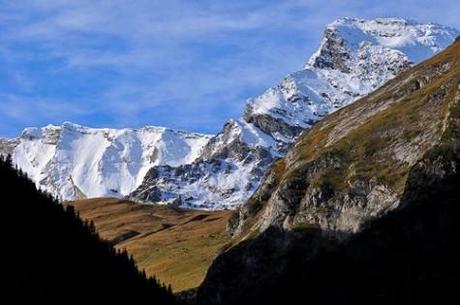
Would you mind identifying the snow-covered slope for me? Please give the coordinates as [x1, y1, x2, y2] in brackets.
[0, 122, 211, 200]
[246, 17, 459, 136]
[129, 18, 459, 210]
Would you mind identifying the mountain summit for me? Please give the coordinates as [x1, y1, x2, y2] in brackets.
[0, 122, 210, 200]
[129, 18, 459, 209]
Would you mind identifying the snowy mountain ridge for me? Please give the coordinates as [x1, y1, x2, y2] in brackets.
[129, 18, 459, 210]
[247, 17, 459, 134]
[0, 122, 211, 200]
[1, 18, 458, 208]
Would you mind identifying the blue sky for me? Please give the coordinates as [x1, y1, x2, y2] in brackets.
[1, 0, 459, 137]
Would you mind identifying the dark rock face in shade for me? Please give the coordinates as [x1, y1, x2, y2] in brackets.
[197, 39, 460, 305]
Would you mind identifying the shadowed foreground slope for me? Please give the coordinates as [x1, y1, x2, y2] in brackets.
[198, 39, 460, 305]
[0, 156, 176, 303]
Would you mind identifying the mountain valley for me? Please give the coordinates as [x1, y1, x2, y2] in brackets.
[2, 14, 460, 305]
[69, 197, 230, 293]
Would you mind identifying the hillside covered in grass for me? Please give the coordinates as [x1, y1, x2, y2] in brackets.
[0, 155, 177, 303]
[198, 39, 460, 305]
[229, 36, 460, 236]
[70, 198, 231, 293]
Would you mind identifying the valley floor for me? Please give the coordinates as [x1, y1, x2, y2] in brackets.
[70, 198, 231, 292]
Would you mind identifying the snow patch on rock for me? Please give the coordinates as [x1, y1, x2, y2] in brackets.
[1, 122, 211, 200]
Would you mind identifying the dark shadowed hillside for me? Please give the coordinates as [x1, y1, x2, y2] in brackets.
[0, 155, 177, 303]
[198, 39, 460, 305]
[199, 145, 460, 305]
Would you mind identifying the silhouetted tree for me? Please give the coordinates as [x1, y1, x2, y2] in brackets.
[0, 155, 177, 303]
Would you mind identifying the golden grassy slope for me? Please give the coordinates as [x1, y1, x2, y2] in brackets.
[69, 198, 231, 292]
[233, 40, 460, 237]
[278, 41, 460, 191]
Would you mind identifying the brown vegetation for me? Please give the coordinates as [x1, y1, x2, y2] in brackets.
[70, 198, 231, 292]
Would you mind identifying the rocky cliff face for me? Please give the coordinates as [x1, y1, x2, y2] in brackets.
[130, 18, 459, 210]
[0, 122, 210, 200]
[230, 38, 460, 236]
[198, 40, 460, 305]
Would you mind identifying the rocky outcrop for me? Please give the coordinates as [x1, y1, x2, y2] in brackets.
[129, 130, 276, 209]
[0, 138, 19, 157]
[199, 141, 460, 305]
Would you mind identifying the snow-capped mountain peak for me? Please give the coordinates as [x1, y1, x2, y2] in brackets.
[309, 17, 458, 66]
[129, 18, 459, 210]
[1, 122, 211, 200]
[247, 18, 460, 142]
[1, 18, 458, 210]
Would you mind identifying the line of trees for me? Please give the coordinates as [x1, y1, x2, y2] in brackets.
[0, 154, 176, 303]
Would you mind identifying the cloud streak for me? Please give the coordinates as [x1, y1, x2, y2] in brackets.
[0, 0, 459, 137]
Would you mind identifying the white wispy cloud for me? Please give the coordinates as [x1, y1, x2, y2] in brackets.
[0, 0, 459, 136]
